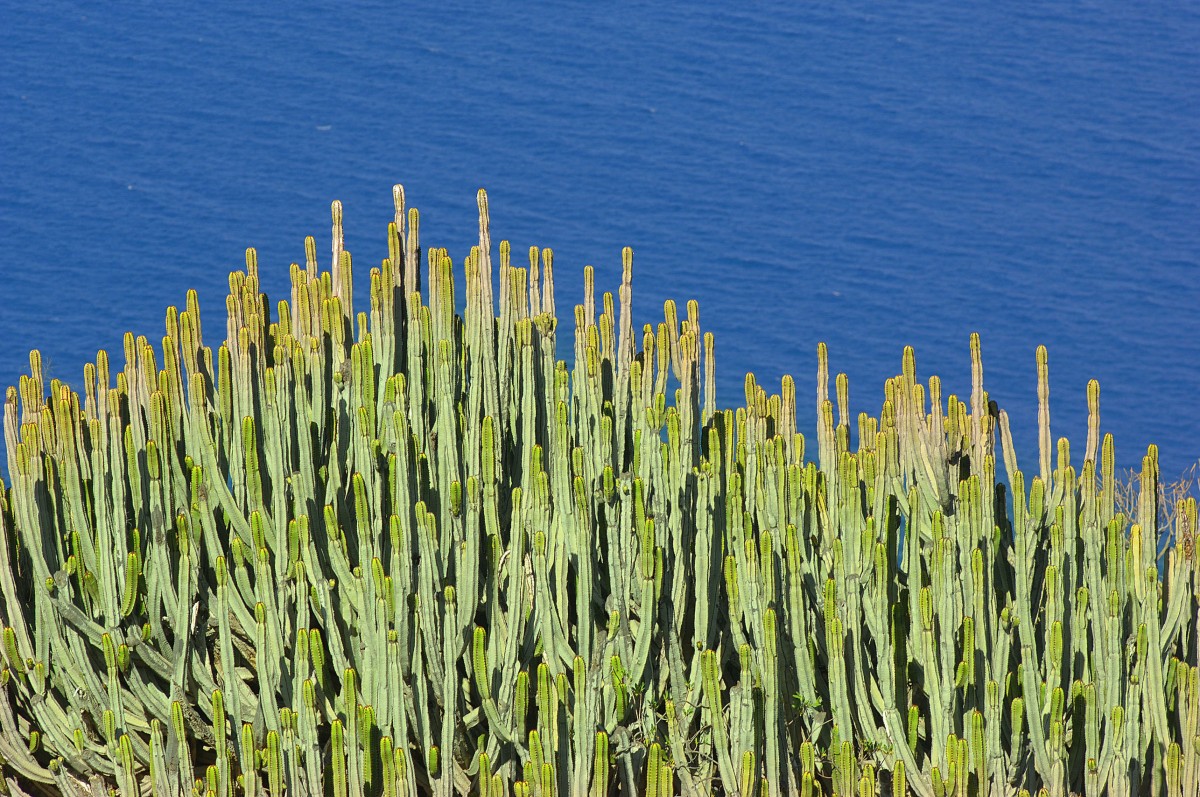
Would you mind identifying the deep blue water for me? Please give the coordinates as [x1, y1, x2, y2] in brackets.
[2, 2, 1198, 479]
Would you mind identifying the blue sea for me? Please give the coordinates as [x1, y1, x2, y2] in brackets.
[2, 2, 1197, 480]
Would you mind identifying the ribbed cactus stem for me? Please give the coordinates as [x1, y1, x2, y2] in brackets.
[0, 188, 1194, 797]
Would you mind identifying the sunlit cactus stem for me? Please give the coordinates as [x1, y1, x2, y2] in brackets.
[0, 186, 1193, 797]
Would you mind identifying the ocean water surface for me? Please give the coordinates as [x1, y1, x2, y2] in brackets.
[2, 2, 1197, 480]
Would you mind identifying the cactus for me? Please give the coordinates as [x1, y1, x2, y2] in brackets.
[0, 187, 1194, 796]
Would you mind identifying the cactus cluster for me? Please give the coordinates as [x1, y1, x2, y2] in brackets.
[0, 188, 1196, 797]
